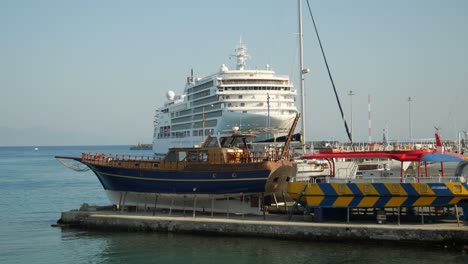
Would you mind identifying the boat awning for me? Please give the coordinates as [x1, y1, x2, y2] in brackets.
[421, 153, 465, 162]
[302, 149, 465, 162]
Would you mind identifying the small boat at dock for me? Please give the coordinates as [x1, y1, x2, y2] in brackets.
[287, 133, 468, 222]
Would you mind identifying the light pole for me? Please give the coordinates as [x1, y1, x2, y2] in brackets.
[348, 90, 355, 142]
[407, 97, 413, 141]
[298, 0, 310, 153]
[202, 107, 205, 145]
[267, 93, 270, 130]
[202, 104, 214, 145]
[458, 131, 468, 154]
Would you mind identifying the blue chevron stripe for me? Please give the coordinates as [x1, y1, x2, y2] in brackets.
[431, 197, 454, 206]
[318, 183, 338, 196]
[348, 196, 364, 208]
[374, 196, 392, 207]
[373, 183, 391, 196]
[348, 183, 363, 196]
[428, 183, 453, 196]
[401, 183, 418, 196]
[320, 196, 338, 207]
[401, 196, 419, 207]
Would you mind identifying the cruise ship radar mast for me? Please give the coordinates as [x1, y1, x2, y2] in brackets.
[230, 37, 250, 70]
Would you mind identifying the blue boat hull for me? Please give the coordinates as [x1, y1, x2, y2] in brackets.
[86, 163, 273, 195]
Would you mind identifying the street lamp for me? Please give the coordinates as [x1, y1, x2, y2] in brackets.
[348, 90, 355, 142]
[407, 97, 413, 141]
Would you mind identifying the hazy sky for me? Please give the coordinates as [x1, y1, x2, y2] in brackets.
[2, 0, 467, 146]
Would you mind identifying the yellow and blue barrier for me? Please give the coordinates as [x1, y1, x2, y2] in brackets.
[288, 182, 468, 208]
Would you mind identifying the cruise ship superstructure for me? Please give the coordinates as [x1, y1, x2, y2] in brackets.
[152, 40, 299, 154]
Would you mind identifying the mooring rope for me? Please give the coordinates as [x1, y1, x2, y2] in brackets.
[305, 0, 353, 144]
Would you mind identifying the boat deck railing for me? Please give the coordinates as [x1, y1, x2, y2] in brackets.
[81, 151, 293, 169]
[310, 176, 466, 184]
[329, 140, 440, 152]
[82, 152, 160, 162]
[227, 150, 292, 164]
[81, 153, 162, 169]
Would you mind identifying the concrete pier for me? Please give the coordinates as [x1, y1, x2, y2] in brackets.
[57, 206, 468, 249]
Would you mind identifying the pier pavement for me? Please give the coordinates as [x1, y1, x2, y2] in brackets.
[57, 206, 468, 250]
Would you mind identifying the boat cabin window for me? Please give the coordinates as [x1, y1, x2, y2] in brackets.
[178, 151, 187, 162]
[166, 151, 177, 162]
[187, 151, 198, 162]
[203, 135, 250, 148]
[220, 136, 244, 148]
[166, 150, 211, 162]
[200, 150, 208, 162]
[204, 136, 219, 147]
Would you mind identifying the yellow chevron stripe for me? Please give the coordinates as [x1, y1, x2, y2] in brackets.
[356, 183, 379, 196]
[304, 184, 325, 196]
[384, 183, 407, 196]
[287, 182, 309, 199]
[445, 183, 468, 195]
[413, 197, 436, 206]
[386, 197, 407, 207]
[449, 197, 462, 205]
[333, 196, 354, 207]
[331, 183, 354, 195]
[358, 197, 380, 207]
[305, 196, 324, 207]
[411, 183, 436, 196]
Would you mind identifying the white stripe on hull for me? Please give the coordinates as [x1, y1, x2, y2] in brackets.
[105, 190, 266, 215]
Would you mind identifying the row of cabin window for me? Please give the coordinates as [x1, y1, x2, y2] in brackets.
[166, 150, 209, 162]
[220, 87, 290, 91]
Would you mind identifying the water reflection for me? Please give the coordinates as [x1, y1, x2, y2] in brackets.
[60, 230, 467, 264]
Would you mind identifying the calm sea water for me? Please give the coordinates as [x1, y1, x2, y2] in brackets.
[0, 146, 466, 264]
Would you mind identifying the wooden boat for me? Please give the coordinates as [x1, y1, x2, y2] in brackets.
[56, 114, 299, 215]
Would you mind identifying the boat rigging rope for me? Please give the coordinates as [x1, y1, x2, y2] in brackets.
[56, 158, 90, 172]
[305, 0, 353, 144]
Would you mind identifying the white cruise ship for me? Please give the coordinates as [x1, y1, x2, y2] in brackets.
[152, 39, 299, 154]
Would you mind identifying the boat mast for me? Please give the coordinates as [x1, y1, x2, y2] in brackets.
[298, 0, 307, 154]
